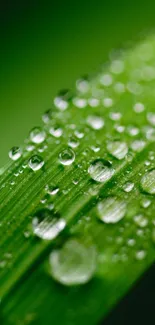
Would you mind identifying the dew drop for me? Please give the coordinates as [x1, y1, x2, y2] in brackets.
[107, 141, 128, 160]
[9, 146, 22, 161]
[134, 214, 148, 228]
[135, 250, 146, 261]
[49, 125, 63, 138]
[30, 127, 46, 144]
[28, 155, 44, 171]
[100, 73, 113, 86]
[97, 196, 127, 224]
[87, 115, 104, 130]
[42, 109, 53, 124]
[133, 102, 145, 113]
[49, 239, 97, 286]
[140, 169, 155, 194]
[123, 182, 134, 192]
[147, 112, 155, 126]
[130, 140, 146, 152]
[32, 209, 66, 240]
[68, 136, 79, 148]
[88, 159, 114, 183]
[59, 148, 75, 166]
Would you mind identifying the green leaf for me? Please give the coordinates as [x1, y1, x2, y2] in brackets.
[1, 35, 155, 325]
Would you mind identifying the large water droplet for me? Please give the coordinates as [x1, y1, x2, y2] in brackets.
[140, 169, 155, 194]
[88, 159, 114, 183]
[59, 148, 75, 166]
[28, 155, 44, 171]
[87, 115, 104, 130]
[97, 196, 127, 224]
[107, 141, 128, 160]
[32, 209, 66, 240]
[49, 239, 97, 286]
[9, 146, 22, 161]
[30, 127, 46, 144]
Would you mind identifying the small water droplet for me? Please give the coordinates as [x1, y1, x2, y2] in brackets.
[107, 141, 128, 160]
[32, 209, 66, 240]
[103, 97, 113, 108]
[28, 155, 44, 171]
[54, 90, 71, 111]
[123, 182, 134, 192]
[130, 140, 146, 152]
[42, 109, 53, 124]
[88, 159, 114, 183]
[100, 73, 113, 86]
[97, 196, 127, 224]
[135, 250, 146, 260]
[9, 146, 22, 161]
[147, 112, 155, 126]
[140, 169, 155, 194]
[59, 148, 75, 166]
[49, 239, 97, 286]
[133, 102, 145, 113]
[134, 214, 148, 228]
[45, 184, 59, 196]
[30, 127, 46, 144]
[141, 198, 151, 208]
[68, 136, 79, 148]
[87, 115, 104, 130]
[49, 125, 63, 138]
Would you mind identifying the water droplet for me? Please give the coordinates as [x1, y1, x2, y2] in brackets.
[9, 146, 22, 161]
[141, 198, 151, 208]
[107, 141, 128, 160]
[127, 238, 136, 247]
[103, 97, 113, 108]
[123, 182, 134, 192]
[109, 112, 122, 121]
[133, 102, 145, 113]
[68, 136, 79, 148]
[32, 209, 66, 240]
[49, 125, 63, 138]
[49, 239, 97, 286]
[134, 214, 148, 228]
[147, 112, 155, 126]
[45, 184, 59, 196]
[140, 169, 155, 194]
[54, 90, 71, 111]
[97, 196, 127, 224]
[88, 98, 99, 107]
[100, 73, 113, 86]
[127, 126, 140, 136]
[42, 109, 53, 124]
[30, 127, 46, 144]
[114, 82, 125, 93]
[72, 97, 87, 108]
[59, 148, 75, 166]
[88, 159, 114, 183]
[130, 140, 146, 152]
[28, 155, 44, 171]
[110, 60, 124, 74]
[135, 250, 146, 260]
[87, 115, 104, 130]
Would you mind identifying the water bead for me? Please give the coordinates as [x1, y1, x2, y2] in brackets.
[28, 155, 44, 171]
[88, 159, 114, 183]
[97, 196, 127, 224]
[59, 148, 75, 166]
[107, 141, 128, 160]
[49, 239, 97, 286]
[87, 115, 104, 130]
[9, 146, 22, 161]
[140, 169, 155, 194]
[32, 209, 66, 240]
[30, 127, 46, 144]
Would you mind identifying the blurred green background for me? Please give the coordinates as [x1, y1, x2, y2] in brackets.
[0, 0, 155, 167]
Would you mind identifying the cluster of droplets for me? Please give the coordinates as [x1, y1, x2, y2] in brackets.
[6, 37, 155, 286]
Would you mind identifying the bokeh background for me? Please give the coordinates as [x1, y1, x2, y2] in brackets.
[0, 0, 155, 168]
